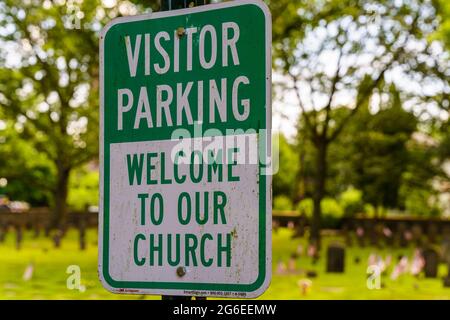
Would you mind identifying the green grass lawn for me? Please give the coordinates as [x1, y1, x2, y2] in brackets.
[0, 227, 449, 299]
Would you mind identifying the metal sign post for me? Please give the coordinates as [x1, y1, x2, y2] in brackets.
[161, 0, 209, 11]
[160, 0, 209, 302]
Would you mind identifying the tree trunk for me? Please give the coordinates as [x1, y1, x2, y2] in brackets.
[294, 143, 306, 204]
[294, 143, 306, 238]
[310, 139, 327, 247]
[51, 164, 70, 230]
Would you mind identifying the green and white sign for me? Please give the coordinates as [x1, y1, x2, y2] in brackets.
[99, 0, 271, 298]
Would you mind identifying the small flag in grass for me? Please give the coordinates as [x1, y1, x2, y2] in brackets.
[23, 263, 34, 281]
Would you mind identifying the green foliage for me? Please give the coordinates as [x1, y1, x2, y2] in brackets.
[0, 0, 102, 165]
[398, 137, 443, 217]
[438, 122, 450, 160]
[0, 122, 54, 205]
[0, 0, 448, 224]
[321, 197, 344, 218]
[0, 0, 109, 220]
[0, 0, 161, 222]
[434, 0, 450, 50]
[363, 203, 376, 218]
[326, 89, 447, 217]
[297, 197, 344, 227]
[320, 197, 344, 227]
[339, 87, 421, 210]
[338, 187, 364, 217]
[274, 0, 449, 229]
[297, 198, 313, 217]
[273, 195, 294, 211]
[403, 188, 441, 217]
[67, 166, 99, 211]
[273, 134, 298, 199]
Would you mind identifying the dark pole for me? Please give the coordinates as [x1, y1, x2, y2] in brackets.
[159, 0, 209, 301]
[161, 0, 209, 11]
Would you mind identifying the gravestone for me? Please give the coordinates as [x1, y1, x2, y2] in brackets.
[411, 224, 423, 247]
[326, 244, 345, 273]
[306, 270, 318, 278]
[427, 223, 438, 244]
[422, 248, 439, 278]
[15, 225, 22, 250]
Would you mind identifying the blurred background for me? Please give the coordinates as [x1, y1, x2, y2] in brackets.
[0, 0, 449, 299]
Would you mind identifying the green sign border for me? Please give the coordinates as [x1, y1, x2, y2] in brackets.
[99, 0, 272, 297]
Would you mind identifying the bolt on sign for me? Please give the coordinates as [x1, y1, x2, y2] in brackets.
[99, 0, 272, 298]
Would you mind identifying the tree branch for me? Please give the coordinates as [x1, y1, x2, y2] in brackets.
[323, 47, 343, 138]
[288, 69, 319, 141]
[327, 63, 388, 143]
[327, 11, 421, 143]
